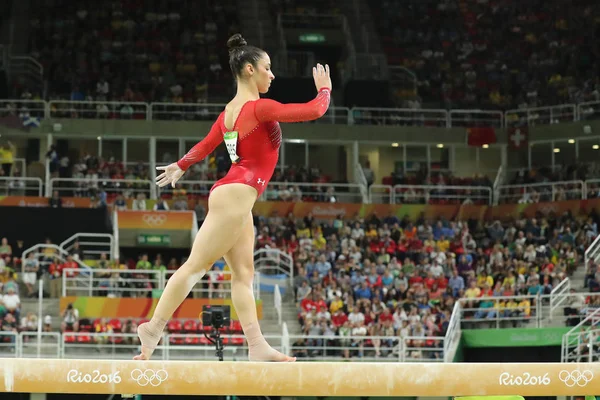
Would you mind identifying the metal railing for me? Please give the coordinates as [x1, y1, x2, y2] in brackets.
[391, 184, 493, 205]
[368, 184, 393, 204]
[164, 270, 260, 299]
[49, 177, 155, 200]
[444, 301, 463, 362]
[585, 234, 600, 272]
[19, 331, 61, 358]
[351, 107, 448, 127]
[254, 248, 293, 289]
[62, 268, 260, 299]
[561, 308, 600, 363]
[8, 56, 44, 97]
[62, 332, 149, 360]
[22, 244, 91, 273]
[7, 331, 452, 361]
[48, 100, 148, 120]
[0, 99, 47, 118]
[449, 110, 504, 129]
[541, 291, 600, 327]
[0, 331, 18, 357]
[60, 233, 116, 262]
[0, 99, 597, 128]
[274, 284, 282, 326]
[549, 278, 572, 318]
[505, 104, 577, 127]
[497, 180, 586, 204]
[458, 294, 542, 329]
[261, 181, 364, 204]
[62, 268, 162, 297]
[353, 161, 370, 203]
[0, 176, 43, 196]
[579, 100, 600, 121]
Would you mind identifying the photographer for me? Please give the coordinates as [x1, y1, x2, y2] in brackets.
[61, 303, 80, 332]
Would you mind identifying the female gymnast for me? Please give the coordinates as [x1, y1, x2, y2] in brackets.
[135, 33, 332, 362]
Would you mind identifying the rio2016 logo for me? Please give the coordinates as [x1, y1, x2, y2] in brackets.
[499, 372, 551, 386]
[66, 369, 121, 384]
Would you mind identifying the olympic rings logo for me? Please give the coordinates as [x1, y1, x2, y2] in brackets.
[558, 370, 594, 387]
[130, 369, 168, 387]
[142, 214, 167, 226]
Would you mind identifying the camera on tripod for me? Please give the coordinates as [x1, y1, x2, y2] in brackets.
[201, 305, 231, 361]
[202, 305, 231, 329]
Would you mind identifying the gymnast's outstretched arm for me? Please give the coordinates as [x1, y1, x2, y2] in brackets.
[253, 87, 331, 123]
[176, 114, 224, 171]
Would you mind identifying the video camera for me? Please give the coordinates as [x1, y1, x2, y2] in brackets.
[202, 305, 230, 330]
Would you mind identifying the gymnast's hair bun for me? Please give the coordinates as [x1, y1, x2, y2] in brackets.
[227, 34, 247, 53]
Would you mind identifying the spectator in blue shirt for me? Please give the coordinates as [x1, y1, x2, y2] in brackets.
[354, 281, 372, 300]
[315, 255, 332, 277]
[448, 270, 465, 297]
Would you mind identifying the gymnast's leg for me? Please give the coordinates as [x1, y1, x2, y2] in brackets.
[224, 212, 295, 362]
[134, 184, 257, 360]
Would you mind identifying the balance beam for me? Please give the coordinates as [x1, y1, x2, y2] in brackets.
[0, 359, 598, 396]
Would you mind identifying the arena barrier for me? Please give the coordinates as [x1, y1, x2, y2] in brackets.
[0, 359, 598, 396]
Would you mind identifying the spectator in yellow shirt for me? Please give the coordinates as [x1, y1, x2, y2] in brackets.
[296, 223, 310, 239]
[329, 295, 344, 314]
[517, 299, 531, 317]
[502, 270, 516, 288]
[365, 225, 378, 239]
[437, 236, 450, 252]
[464, 280, 481, 310]
[477, 271, 493, 288]
[312, 232, 326, 251]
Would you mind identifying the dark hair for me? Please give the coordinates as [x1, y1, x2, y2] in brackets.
[227, 33, 266, 78]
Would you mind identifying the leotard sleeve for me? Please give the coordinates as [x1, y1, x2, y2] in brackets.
[254, 87, 331, 123]
[176, 113, 224, 171]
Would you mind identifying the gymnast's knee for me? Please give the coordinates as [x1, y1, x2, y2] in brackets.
[232, 266, 254, 285]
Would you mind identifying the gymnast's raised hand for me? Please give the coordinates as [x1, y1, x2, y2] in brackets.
[155, 163, 185, 188]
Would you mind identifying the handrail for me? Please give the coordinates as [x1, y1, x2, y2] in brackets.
[59, 233, 116, 261]
[10, 331, 450, 362]
[354, 161, 370, 203]
[49, 177, 156, 200]
[443, 300, 462, 362]
[21, 244, 91, 273]
[253, 248, 294, 288]
[492, 165, 504, 206]
[2, 99, 598, 128]
[274, 284, 282, 326]
[0, 176, 44, 196]
[549, 278, 571, 320]
[393, 184, 493, 205]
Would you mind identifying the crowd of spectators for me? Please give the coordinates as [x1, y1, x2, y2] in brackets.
[270, 209, 596, 359]
[8, 0, 597, 113]
[370, 0, 599, 110]
[23, 0, 240, 104]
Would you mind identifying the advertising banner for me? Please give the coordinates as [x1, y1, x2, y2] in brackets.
[116, 210, 194, 230]
[0, 196, 93, 208]
[60, 296, 262, 320]
[3, 196, 600, 223]
[116, 210, 194, 248]
[461, 327, 570, 348]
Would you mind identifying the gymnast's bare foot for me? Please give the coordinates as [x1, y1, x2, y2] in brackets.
[133, 322, 160, 360]
[248, 343, 296, 362]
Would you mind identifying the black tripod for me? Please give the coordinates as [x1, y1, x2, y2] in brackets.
[204, 327, 225, 361]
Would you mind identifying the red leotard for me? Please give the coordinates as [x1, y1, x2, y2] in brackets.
[177, 87, 331, 195]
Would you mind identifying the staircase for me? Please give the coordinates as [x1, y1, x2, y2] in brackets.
[561, 307, 600, 363]
[338, 0, 382, 53]
[236, 0, 280, 54]
[21, 298, 61, 330]
[259, 291, 302, 336]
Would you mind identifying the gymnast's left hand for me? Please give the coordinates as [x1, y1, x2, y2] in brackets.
[155, 163, 185, 188]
